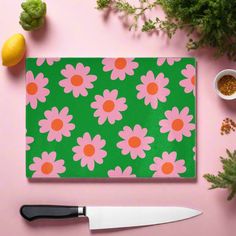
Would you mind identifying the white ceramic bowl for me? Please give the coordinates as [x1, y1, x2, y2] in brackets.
[214, 69, 236, 100]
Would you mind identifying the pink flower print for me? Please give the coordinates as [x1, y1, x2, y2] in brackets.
[91, 89, 128, 125]
[39, 107, 75, 142]
[26, 71, 50, 109]
[29, 151, 66, 177]
[150, 151, 186, 177]
[102, 58, 138, 80]
[159, 107, 195, 142]
[136, 71, 170, 109]
[26, 136, 34, 151]
[157, 58, 181, 66]
[36, 58, 60, 66]
[72, 132, 107, 171]
[59, 63, 97, 98]
[108, 166, 136, 178]
[180, 64, 196, 95]
[117, 124, 154, 159]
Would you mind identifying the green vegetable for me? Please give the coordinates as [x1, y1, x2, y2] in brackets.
[19, 0, 47, 31]
[97, 0, 111, 9]
[96, 0, 236, 60]
[204, 150, 236, 200]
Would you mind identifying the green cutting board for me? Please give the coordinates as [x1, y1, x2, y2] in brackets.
[26, 57, 196, 178]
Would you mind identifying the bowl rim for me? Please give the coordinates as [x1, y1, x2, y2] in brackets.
[213, 69, 236, 100]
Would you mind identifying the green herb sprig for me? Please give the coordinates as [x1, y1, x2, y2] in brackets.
[204, 150, 236, 200]
[96, 0, 236, 60]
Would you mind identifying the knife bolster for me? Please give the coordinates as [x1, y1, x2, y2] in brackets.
[78, 206, 86, 217]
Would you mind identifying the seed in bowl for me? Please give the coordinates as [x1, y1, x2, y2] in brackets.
[217, 75, 236, 96]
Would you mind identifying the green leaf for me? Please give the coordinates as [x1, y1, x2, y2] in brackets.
[204, 149, 236, 200]
[115, 1, 136, 14]
[142, 20, 156, 32]
[96, 0, 111, 10]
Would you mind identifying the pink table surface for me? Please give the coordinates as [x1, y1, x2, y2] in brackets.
[1, 1, 236, 235]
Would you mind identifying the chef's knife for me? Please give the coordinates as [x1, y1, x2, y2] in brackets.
[20, 205, 201, 230]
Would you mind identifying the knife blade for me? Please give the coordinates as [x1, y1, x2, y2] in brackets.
[20, 205, 201, 230]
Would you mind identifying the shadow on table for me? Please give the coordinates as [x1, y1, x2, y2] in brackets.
[22, 216, 86, 227]
[220, 99, 236, 113]
[5, 55, 26, 81]
[29, 16, 50, 43]
[28, 177, 197, 184]
[217, 190, 236, 217]
[21, 216, 155, 234]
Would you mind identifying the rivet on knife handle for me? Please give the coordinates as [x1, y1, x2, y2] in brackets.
[20, 205, 86, 221]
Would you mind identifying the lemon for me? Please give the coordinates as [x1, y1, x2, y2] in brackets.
[1, 33, 26, 67]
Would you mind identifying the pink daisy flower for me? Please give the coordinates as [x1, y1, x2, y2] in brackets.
[150, 151, 186, 177]
[180, 64, 196, 96]
[29, 151, 66, 177]
[108, 166, 136, 178]
[159, 107, 195, 142]
[26, 71, 50, 109]
[39, 107, 75, 142]
[193, 146, 196, 161]
[117, 124, 154, 159]
[157, 57, 181, 66]
[72, 132, 107, 171]
[136, 71, 170, 109]
[91, 89, 128, 125]
[102, 58, 138, 80]
[59, 63, 97, 98]
[36, 58, 60, 66]
[26, 136, 34, 151]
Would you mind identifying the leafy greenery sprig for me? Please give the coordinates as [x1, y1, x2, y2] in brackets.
[204, 150, 236, 200]
[96, 0, 236, 60]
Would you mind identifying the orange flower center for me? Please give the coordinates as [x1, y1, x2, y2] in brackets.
[83, 144, 95, 157]
[115, 58, 127, 69]
[147, 82, 158, 95]
[161, 162, 174, 174]
[51, 119, 63, 131]
[71, 75, 83, 86]
[191, 76, 195, 85]
[128, 136, 141, 148]
[103, 100, 115, 112]
[41, 162, 53, 174]
[26, 82, 38, 95]
[172, 119, 184, 131]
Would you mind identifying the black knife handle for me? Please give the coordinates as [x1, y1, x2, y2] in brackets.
[20, 205, 85, 221]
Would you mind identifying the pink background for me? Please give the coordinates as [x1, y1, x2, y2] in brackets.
[1, 0, 236, 235]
